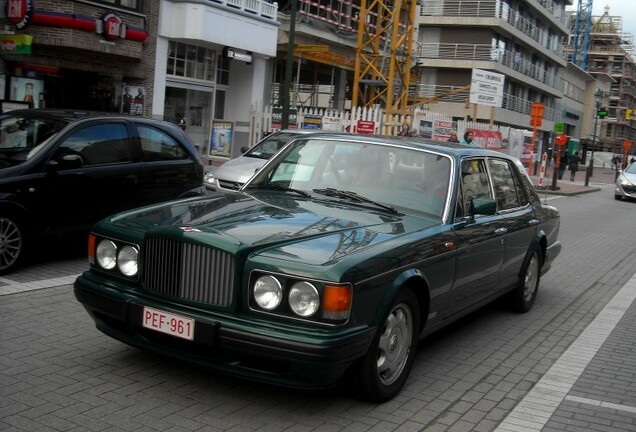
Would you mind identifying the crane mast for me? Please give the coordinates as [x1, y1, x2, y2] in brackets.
[571, 0, 593, 69]
[352, 0, 418, 114]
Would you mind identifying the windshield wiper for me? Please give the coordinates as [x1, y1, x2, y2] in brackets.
[246, 183, 311, 197]
[313, 188, 400, 214]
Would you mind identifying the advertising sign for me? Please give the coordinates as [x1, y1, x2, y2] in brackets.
[433, 120, 453, 141]
[10, 77, 43, 108]
[302, 114, 322, 129]
[418, 119, 433, 139]
[322, 116, 341, 131]
[356, 120, 375, 134]
[122, 85, 145, 115]
[471, 129, 504, 150]
[469, 68, 504, 107]
[210, 121, 233, 157]
[272, 108, 298, 129]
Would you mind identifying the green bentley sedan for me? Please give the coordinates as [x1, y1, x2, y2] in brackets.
[74, 133, 561, 401]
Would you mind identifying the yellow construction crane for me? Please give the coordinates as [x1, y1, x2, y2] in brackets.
[352, 0, 418, 114]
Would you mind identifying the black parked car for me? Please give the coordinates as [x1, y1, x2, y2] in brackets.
[0, 109, 205, 274]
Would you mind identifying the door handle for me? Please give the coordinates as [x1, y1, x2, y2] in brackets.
[529, 219, 539, 225]
[495, 227, 508, 235]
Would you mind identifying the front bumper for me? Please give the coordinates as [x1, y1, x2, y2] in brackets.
[74, 274, 374, 390]
[615, 183, 636, 199]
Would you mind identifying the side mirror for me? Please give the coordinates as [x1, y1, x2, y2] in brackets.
[47, 154, 83, 171]
[240, 146, 249, 154]
[468, 198, 497, 220]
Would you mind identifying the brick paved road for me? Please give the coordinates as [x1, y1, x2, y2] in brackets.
[1, 181, 635, 432]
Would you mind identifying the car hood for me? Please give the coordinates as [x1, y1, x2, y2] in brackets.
[620, 170, 636, 184]
[101, 191, 439, 264]
[213, 156, 267, 184]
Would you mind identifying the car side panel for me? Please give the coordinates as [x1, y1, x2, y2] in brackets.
[448, 215, 505, 316]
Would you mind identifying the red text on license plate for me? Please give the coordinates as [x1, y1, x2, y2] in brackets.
[142, 307, 195, 341]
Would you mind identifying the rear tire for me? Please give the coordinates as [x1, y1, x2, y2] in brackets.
[355, 289, 420, 402]
[0, 215, 27, 275]
[510, 250, 541, 313]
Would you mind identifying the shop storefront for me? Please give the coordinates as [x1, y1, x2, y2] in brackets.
[155, 0, 279, 161]
[0, 0, 152, 114]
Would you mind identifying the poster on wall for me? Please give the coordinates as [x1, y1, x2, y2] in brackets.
[210, 120, 233, 157]
[418, 120, 433, 139]
[433, 120, 453, 141]
[121, 85, 145, 115]
[10, 77, 44, 108]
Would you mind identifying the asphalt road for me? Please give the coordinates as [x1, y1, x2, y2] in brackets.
[2, 181, 635, 432]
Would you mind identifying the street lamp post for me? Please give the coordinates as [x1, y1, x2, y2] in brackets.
[585, 89, 604, 187]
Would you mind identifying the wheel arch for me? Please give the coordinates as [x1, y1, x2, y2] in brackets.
[374, 268, 430, 334]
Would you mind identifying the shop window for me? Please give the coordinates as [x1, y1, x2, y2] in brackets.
[94, 0, 140, 11]
[167, 41, 216, 82]
[138, 125, 189, 161]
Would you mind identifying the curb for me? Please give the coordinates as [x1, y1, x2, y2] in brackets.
[534, 185, 602, 196]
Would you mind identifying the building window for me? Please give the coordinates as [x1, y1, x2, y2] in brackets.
[167, 41, 216, 82]
[217, 56, 230, 85]
[94, 0, 141, 11]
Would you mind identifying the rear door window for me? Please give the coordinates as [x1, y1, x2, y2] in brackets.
[138, 125, 189, 161]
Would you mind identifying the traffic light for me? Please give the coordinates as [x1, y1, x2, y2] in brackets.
[627, 109, 634, 121]
[597, 107, 608, 118]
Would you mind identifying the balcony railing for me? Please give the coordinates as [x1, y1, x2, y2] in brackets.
[413, 43, 564, 92]
[419, 0, 566, 58]
[408, 83, 557, 121]
[210, 0, 278, 19]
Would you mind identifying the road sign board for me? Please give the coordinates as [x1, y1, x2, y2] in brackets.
[555, 133, 568, 146]
[554, 122, 564, 133]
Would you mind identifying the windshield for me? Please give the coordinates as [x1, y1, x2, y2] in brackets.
[625, 163, 636, 174]
[0, 114, 68, 166]
[246, 138, 452, 220]
[244, 132, 302, 159]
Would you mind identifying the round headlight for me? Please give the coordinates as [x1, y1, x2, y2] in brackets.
[289, 281, 320, 317]
[253, 275, 283, 310]
[117, 245, 139, 277]
[96, 240, 117, 270]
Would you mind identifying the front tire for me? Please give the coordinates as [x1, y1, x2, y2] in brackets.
[355, 289, 420, 402]
[0, 216, 26, 275]
[510, 250, 541, 313]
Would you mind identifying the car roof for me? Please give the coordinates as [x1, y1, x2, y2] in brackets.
[296, 132, 514, 160]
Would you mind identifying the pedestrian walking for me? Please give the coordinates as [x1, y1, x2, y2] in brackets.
[460, 131, 475, 146]
[558, 149, 569, 180]
[569, 151, 580, 181]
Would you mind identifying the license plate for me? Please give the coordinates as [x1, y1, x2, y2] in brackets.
[142, 306, 195, 341]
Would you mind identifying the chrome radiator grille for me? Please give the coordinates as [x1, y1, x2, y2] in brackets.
[143, 237, 235, 307]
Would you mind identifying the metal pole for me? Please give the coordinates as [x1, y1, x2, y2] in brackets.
[585, 107, 598, 187]
[281, 0, 297, 129]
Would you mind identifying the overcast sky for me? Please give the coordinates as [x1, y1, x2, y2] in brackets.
[568, 0, 636, 46]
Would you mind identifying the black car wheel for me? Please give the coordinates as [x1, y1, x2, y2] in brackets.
[355, 289, 420, 402]
[0, 216, 25, 275]
[510, 250, 541, 313]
